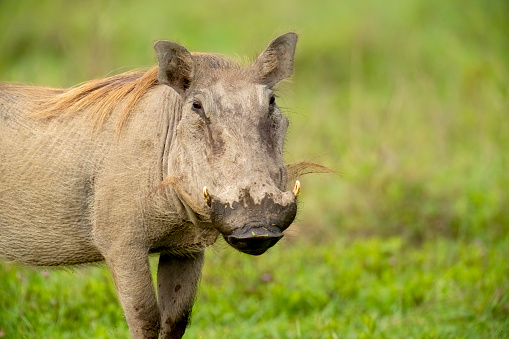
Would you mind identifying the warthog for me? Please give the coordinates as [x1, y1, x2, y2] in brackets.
[0, 32, 326, 338]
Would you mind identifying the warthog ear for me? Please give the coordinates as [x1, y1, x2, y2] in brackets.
[154, 40, 195, 96]
[254, 32, 298, 87]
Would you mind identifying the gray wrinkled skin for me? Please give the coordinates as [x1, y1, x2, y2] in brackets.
[0, 33, 299, 339]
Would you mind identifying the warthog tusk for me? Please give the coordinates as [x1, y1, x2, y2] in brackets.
[292, 180, 301, 197]
[203, 186, 211, 207]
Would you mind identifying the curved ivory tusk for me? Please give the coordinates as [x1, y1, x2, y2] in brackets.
[292, 180, 301, 197]
[203, 186, 211, 207]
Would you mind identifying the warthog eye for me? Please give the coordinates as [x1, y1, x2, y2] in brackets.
[192, 100, 203, 110]
[191, 99, 210, 123]
[268, 94, 277, 118]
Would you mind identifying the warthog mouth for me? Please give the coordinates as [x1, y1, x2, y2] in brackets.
[223, 224, 284, 256]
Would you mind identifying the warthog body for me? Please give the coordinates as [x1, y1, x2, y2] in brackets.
[0, 33, 322, 338]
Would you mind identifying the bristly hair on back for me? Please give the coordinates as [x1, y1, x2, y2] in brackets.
[33, 66, 159, 133]
[31, 53, 245, 134]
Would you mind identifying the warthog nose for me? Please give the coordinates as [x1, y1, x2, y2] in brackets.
[224, 225, 284, 256]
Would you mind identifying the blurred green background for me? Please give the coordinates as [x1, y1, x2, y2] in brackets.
[1, 0, 508, 338]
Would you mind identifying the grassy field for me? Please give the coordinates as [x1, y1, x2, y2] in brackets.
[1, 0, 508, 338]
[1, 238, 508, 338]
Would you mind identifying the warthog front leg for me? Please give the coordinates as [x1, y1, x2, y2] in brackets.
[104, 247, 160, 339]
[157, 251, 204, 339]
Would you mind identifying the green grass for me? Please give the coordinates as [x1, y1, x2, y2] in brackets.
[1, 237, 508, 338]
[1, 0, 509, 338]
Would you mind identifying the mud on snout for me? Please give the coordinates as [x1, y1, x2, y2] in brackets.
[207, 187, 298, 255]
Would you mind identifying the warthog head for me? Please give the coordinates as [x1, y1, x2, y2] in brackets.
[156, 33, 300, 255]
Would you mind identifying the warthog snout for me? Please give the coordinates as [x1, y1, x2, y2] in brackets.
[225, 224, 284, 255]
[206, 183, 300, 255]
